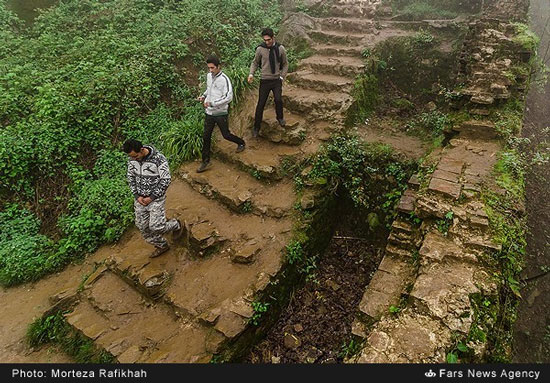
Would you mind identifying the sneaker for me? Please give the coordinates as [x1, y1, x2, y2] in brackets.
[150, 244, 170, 258]
[277, 118, 286, 127]
[196, 161, 211, 173]
[236, 143, 245, 153]
[172, 219, 183, 241]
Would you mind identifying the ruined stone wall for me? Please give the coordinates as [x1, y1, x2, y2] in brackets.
[350, 0, 532, 363]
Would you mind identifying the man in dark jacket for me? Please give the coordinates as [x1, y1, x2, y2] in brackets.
[123, 139, 182, 258]
[247, 28, 289, 137]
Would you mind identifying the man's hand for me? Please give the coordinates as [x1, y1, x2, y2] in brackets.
[142, 196, 153, 206]
[137, 196, 146, 206]
[247, 74, 254, 84]
[203, 101, 211, 108]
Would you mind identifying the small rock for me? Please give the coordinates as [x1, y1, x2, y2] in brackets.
[271, 356, 281, 364]
[326, 279, 341, 291]
[293, 324, 304, 333]
[284, 333, 301, 349]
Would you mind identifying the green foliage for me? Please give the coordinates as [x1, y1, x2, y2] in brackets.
[395, 1, 458, 20]
[27, 311, 115, 363]
[511, 23, 540, 52]
[249, 301, 270, 326]
[411, 29, 435, 47]
[307, 136, 413, 219]
[286, 240, 304, 265]
[0, 205, 54, 286]
[338, 338, 362, 359]
[347, 74, 380, 125]
[436, 211, 454, 236]
[492, 99, 524, 140]
[406, 111, 450, 139]
[478, 142, 527, 361]
[0, 0, 282, 285]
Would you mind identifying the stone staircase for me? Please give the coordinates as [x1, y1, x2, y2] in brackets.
[41, 0, 399, 363]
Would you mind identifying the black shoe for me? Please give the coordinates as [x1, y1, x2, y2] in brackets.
[252, 128, 259, 138]
[196, 162, 211, 173]
[277, 118, 286, 127]
[236, 143, 245, 153]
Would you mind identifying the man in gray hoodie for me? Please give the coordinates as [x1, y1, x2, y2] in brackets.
[123, 139, 183, 258]
[197, 55, 245, 173]
[248, 28, 289, 138]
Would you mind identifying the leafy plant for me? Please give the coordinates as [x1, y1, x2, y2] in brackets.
[249, 301, 270, 326]
[436, 211, 454, 236]
[286, 240, 304, 265]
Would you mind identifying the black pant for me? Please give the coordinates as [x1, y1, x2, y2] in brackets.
[202, 114, 244, 163]
[254, 78, 283, 131]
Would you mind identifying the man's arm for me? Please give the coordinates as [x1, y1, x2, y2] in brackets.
[150, 156, 171, 201]
[248, 48, 261, 82]
[280, 46, 289, 80]
[199, 73, 211, 101]
[127, 162, 139, 199]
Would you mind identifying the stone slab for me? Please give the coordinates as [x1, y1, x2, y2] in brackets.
[428, 178, 462, 200]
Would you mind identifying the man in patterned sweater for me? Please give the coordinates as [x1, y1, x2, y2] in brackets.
[123, 139, 182, 258]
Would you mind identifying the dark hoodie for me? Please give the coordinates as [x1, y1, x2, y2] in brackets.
[126, 145, 171, 200]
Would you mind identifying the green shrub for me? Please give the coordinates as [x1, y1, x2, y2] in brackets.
[0, 205, 55, 286]
[0, 0, 283, 285]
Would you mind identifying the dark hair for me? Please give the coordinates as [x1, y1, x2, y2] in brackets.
[206, 55, 220, 67]
[123, 139, 143, 153]
[261, 28, 274, 38]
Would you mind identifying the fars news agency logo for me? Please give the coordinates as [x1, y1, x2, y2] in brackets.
[425, 369, 437, 378]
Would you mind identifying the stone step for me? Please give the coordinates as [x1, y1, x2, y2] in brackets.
[328, 3, 379, 18]
[287, 70, 354, 93]
[259, 108, 307, 145]
[385, 243, 414, 258]
[164, 244, 288, 322]
[309, 29, 365, 45]
[388, 232, 415, 250]
[213, 128, 302, 181]
[312, 43, 364, 57]
[357, 255, 414, 321]
[410, 261, 484, 334]
[282, 84, 352, 119]
[64, 271, 215, 363]
[452, 120, 498, 139]
[107, 179, 292, 300]
[179, 159, 294, 218]
[299, 54, 365, 77]
[391, 219, 414, 235]
[314, 16, 376, 33]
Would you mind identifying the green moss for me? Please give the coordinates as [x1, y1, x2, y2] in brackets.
[27, 311, 115, 363]
[346, 74, 380, 125]
[511, 23, 540, 52]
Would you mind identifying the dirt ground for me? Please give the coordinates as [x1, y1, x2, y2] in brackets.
[511, 0, 550, 363]
[245, 204, 387, 363]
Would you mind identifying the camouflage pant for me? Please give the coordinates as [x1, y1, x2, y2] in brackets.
[134, 196, 179, 248]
